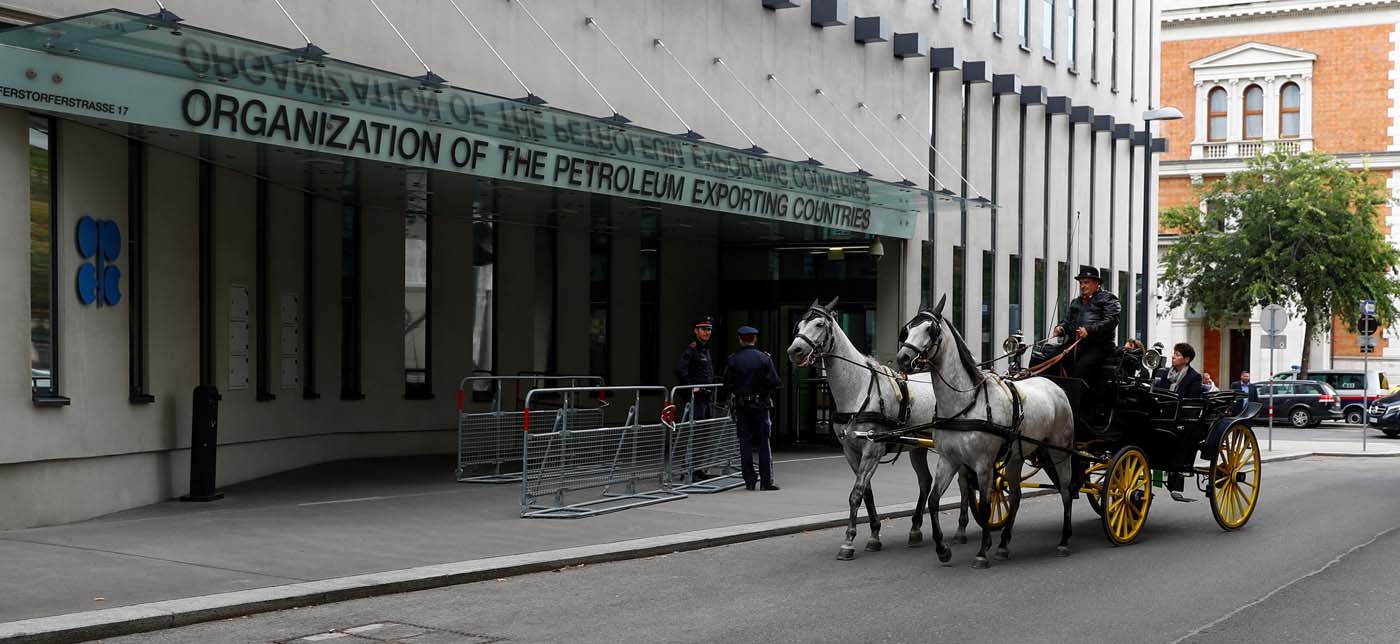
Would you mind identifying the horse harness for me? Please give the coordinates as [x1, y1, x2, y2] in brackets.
[794, 304, 912, 439]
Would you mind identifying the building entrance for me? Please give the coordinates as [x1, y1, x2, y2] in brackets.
[716, 218, 880, 443]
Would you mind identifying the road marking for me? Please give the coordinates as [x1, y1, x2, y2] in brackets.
[1171, 524, 1400, 643]
[772, 455, 844, 464]
[298, 496, 388, 506]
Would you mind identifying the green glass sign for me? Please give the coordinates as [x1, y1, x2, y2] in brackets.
[0, 10, 986, 238]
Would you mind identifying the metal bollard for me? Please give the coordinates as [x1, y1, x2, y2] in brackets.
[181, 384, 224, 502]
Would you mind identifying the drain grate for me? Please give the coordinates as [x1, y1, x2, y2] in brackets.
[278, 621, 505, 644]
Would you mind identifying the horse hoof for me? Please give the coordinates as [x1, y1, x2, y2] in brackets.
[907, 532, 924, 547]
[937, 548, 952, 564]
[993, 548, 1010, 561]
[972, 557, 990, 569]
[952, 534, 968, 545]
[837, 547, 856, 561]
[865, 540, 883, 552]
[1056, 546, 1072, 558]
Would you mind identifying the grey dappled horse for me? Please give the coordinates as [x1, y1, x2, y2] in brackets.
[894, 296, 1077, 569]
[787, 298, 974, 561]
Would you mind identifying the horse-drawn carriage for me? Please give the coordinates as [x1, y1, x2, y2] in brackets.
[786, 296, 1263, 568]
[1005, 342, 1263, 545]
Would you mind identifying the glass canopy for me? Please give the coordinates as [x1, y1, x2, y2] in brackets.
[0, 9, 992, 239]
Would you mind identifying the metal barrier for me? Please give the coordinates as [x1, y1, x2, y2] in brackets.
[521, 386, 685, 518]
[456, 375, 605, 483]
[669, 384, 744, 493]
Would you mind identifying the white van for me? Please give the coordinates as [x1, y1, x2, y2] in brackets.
[1272, 369, 1389, 425]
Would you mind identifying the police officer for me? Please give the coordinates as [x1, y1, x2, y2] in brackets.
[723, 325, 781, 491]
[673, 316, 715, 419]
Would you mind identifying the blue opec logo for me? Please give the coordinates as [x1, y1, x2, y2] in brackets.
[75, 215, 122, 307]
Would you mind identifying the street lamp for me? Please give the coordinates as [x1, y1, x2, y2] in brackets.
[1140, 106, 1183, 346]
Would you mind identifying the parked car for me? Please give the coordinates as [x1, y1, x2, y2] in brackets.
[1272, 369, 1388, 425]
[1248, 380, 1344, 428]
[1368, 391, 1400, 436]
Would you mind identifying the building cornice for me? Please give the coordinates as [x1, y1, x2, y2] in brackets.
[1163, 0, 1400, 24]
[1161, 150, 1400, 177]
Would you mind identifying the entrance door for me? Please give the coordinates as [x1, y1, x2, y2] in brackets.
[1228, 328, 1251, 384]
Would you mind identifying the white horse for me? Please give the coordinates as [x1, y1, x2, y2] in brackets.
[786, 298, 974, 561]
[894, 296, 1077, 569]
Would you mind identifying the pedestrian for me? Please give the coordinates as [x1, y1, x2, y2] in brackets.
[673, 316, 715, 420]
[1202, 372, 1218, 393]
[1230, 371, 1253, 396]
[1153, 342, 1204, 398]
[722, 325, 781, 491]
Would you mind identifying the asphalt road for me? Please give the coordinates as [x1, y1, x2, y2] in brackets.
[100, 457, 1400, 644]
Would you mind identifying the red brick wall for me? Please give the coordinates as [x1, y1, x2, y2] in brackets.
[1160, 24, 1394, 161]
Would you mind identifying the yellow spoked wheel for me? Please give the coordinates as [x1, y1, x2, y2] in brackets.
[986, 465, 1013, 530]
[1083, 462, 1108, 517]
[1101, 446, 1152, 546]
[981, 460, 1041, 529]
[1209, 423, 1261, 531]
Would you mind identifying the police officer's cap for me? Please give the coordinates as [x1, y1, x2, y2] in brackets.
[694, 316, 714, 329]
[1074, 265, 1102, 282]
[737, 325, 759, 336]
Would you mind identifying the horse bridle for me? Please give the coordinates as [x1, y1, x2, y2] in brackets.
[793, 305, 837, 360]
[898, 309, 943, 366]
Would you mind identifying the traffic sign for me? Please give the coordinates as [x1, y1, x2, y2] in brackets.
[1359, 314, 1379, 336]
[1363, 299, 1377, 316]
[1261, 334, 1287, 350]
[1359, 335, 1379, 351]
[1262, 304, 1287, 334]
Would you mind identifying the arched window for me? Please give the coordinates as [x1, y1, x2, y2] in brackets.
[1280, 82, 1301, 139]
[1243, 84, 1264, 140]
[1207, 87, 1228, 142]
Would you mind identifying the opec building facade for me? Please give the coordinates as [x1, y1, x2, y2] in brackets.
[0, 1, 1161, 528]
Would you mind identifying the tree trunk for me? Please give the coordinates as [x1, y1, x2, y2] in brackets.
[1299, 316, 1316, 379]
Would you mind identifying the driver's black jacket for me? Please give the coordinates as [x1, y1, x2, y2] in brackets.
[1058, 289, 1122, 345]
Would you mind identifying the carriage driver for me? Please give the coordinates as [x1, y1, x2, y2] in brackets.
[1052, 266, 1122, 388]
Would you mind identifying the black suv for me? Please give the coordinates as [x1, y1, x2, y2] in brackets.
[1246, 380, 1343, 428]
[1368, 392, 1400, 436]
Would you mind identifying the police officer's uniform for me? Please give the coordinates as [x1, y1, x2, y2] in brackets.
[723, 325, 781, 491]
[673, 316, 715, 419]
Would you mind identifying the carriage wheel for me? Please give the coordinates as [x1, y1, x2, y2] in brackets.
[986, 464, 1013, 530]
[1101, 446, 1152, 545]
[1209, 423, 1261, 531]
[982, 460, 1043, 529]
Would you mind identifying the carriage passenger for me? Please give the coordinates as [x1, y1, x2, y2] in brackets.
[1153, 342, 1204, 398]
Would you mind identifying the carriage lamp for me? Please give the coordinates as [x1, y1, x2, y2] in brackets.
[1143, 349, 1165, 371]
[1002, 333, 1025, 355]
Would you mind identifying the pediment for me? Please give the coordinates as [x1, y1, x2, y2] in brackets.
[1190, 42, 1317, 70]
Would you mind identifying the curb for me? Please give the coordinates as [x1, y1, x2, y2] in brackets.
[3, 450, 1396, 643]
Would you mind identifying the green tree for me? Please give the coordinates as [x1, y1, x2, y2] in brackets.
[1159, 151, 1400, 378]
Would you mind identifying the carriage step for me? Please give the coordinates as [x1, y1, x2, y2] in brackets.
[1169, 491, 1196, 503]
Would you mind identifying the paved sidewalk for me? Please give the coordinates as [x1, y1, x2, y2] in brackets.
[3, 435, 1398, 643]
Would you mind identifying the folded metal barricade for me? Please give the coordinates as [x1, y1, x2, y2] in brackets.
[668, 384, 744, 493]
[521, 386, 685, 518]
[456, 375, 605, 483]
